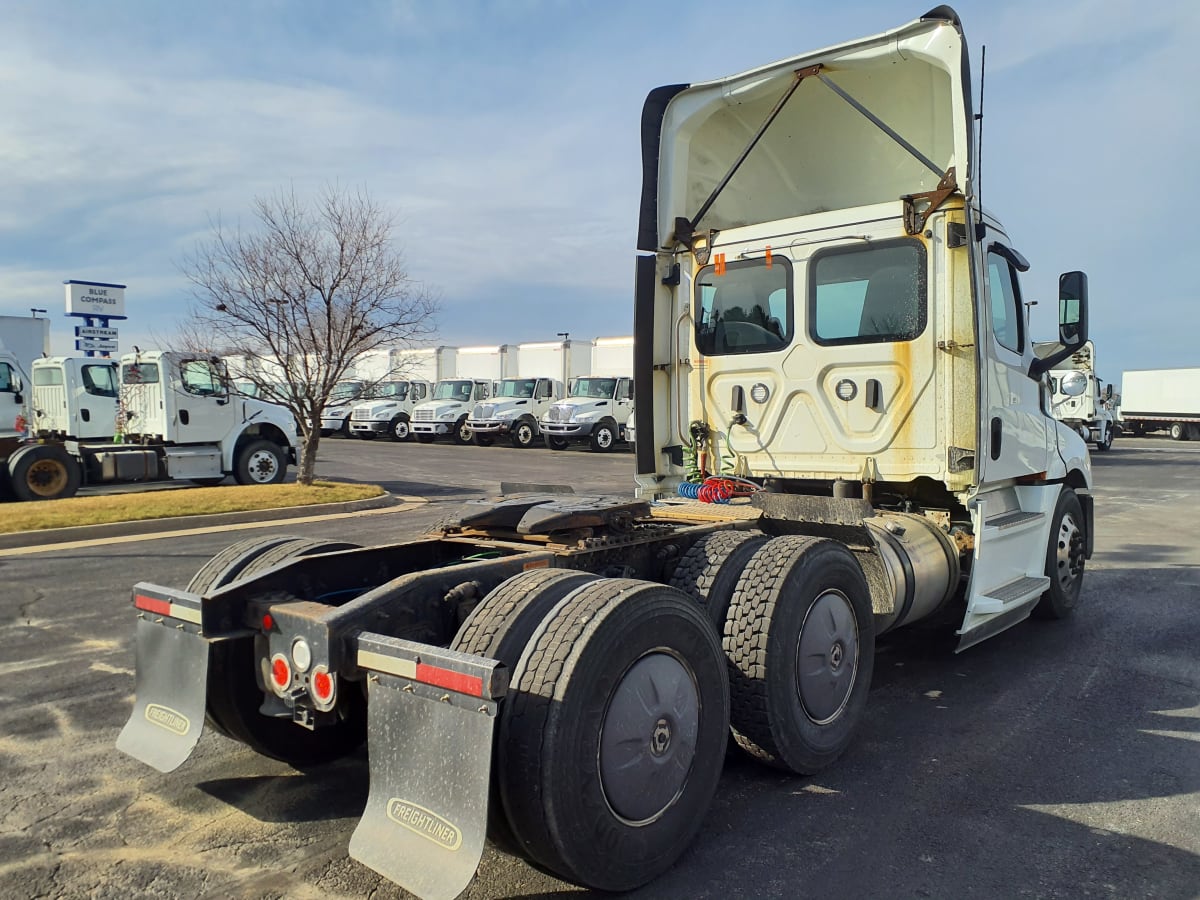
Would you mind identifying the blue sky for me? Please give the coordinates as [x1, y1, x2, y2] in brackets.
[2, 0, 1197, 383]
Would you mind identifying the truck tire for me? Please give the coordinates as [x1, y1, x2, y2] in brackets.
[473, 432, 495, 447]
[1033, 488, 1086, 620]
[509, 417, 537, 449]
[1170, 422, 1187, 441]
[589, 419, 618, 452]
[724, 535, 874, 775]
[8, 444, 82, 501]
[388, 415, 411, 442]
[453, 416, 473, 445]
[546, 436, 569, 451]
[1094, 424, 1113, 451]
[669, 530, 769, 629]
[339, 417, 352, 438]
[499, 579, 729, 892]
[451, 568, 600, 851]
[187, 538, 365, 762]
[234, 439, 286, 485]
[416, 433, 436, 444]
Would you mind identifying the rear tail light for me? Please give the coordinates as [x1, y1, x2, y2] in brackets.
[269, 653, 293, 694]
[309, 665, 336, 711]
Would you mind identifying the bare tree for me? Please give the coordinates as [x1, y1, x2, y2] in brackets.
[179, 184, 439, 484]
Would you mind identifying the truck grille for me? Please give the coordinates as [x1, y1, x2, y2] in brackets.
[546, 405, 572, 423]
[474, 404, 494, 419]
[413, 409, 434, 422]
[351, 410, 370, 421]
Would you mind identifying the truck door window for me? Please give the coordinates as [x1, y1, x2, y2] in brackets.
[695, 256, 792, 356]
[616, 379, 632, 401]
[122, 363, 159, 384]
[987, 251, 1024, 354]
[810, 240, 926, 345]
[81, 364, 119, 398]
[181, 360, 224, 396]
[0, 363, 13, 392]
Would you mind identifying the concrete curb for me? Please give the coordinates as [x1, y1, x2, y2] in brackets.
[0, 492, 411, 551]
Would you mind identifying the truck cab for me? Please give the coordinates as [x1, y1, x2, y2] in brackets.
[540, 375, 633, 451]
[1037, 340, 1114, 451]
[348, 380, 431, 442]
[467, 376, 562, 448]
[0, 347, 24, 444]
[319, 380, 366, 437]
[31, 357, 120, 441]
[410, 379, 492, 444]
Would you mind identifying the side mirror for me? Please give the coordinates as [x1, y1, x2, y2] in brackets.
[1029, 270, 1089, 379]
[1105, 384, 1114, 400]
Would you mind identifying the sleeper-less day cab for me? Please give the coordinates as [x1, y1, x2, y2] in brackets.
[117, 9, 1093, 899]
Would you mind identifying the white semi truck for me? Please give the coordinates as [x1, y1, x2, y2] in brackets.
[118, 10, 1095, 899]
[1036, 340, 1115, 451]
[1, 349, 297, 500]
[1118, 368, 1200, 440]
[466, 339, 590, 448]
[540, 335, 635, 451]
[411, 345, 511, 444]
[348, 380, 432, 441]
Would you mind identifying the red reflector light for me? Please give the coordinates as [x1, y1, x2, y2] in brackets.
[134, 594, 172, 616]
[312, 670, 333, 701]
[416, 662, 484, 698]
[271, 656, 291, 690]
[262, 613, 274, 631]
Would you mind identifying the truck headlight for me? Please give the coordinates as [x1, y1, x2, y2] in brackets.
[439, 412, 456, 421]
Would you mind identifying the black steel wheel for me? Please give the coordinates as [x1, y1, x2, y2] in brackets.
[8, 444, 81, 501]
[724, 535, 875, 774]
[669, 530, 769, 629]
[499, 579, 729, 892]
[1095, 424, 1113, 452]
[234, 439, 286, 485]
[1033, 487, 1087, 619]
[453, 416, 473, 445]
[452, 568, 600, 851]
[546, 435, 569, 451]
[589, 419, 617, 452]
[509, 418, 537, 449]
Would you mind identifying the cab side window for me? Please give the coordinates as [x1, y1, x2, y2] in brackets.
[0, 363, 13, 392]
[987, 251, 1024, 354]
[181, 360, 224, 396]
[81, 364, 119, 398]
[616, 378, 633, 402]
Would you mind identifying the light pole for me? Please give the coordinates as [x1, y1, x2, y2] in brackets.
[1024, 299, 1038, 332]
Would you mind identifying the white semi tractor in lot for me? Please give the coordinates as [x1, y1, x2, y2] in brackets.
[2, 350, 297, 500]
[118, 9, 1096, 900]
[1036, 340, 1115, 451]
[348, 380, 432, 441]
[1118, 367, 1200, 440]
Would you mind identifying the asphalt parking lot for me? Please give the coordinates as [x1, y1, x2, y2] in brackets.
[0, 435, 1196, 899]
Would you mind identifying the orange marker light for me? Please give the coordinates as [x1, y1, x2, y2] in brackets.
[765, 245, 773, 268]
[714, 253, 726, 276]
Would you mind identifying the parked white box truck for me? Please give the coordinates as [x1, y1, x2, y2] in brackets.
[411, 346, 510, 444]
[348, 379, 433, 441]
[540, 336, 635, 451]
[467, 339, 591, 448]
[321, 347, 456, 437]
[1120, 368, 1200, 440]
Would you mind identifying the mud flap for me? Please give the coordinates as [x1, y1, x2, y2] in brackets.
[116, 617, 210, 772]
[349, 634, 506, 900]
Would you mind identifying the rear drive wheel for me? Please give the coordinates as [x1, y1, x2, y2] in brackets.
[473, 432, 495, 447]
[1094, 424, 1113, 451]
[589, 420, 617, 452]
[453, 416, 473, 445]
[546, 436, 569, 451]
[1033, 488, 1086, 619]
[8, 445, 81, 501]
[499, 579, 729, 891]
[724, 535, 875, 774]
[1170, 422, 1187, 441]
[187, 537, 365, 763]
[452, 568, 600, 851]
[388, 415, 411, 442]
[509, 418, 537, 449]
[669, 530, 769, 629]
[234, 439, 286, 485]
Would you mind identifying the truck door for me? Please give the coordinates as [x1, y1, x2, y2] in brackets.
[978, 244, 1050, 481]
[0, 359, 21, 438]
[174, 358, 234, 443]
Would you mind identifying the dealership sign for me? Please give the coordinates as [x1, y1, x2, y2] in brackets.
[65, 280, 127, 318]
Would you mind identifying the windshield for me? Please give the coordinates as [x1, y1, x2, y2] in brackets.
[366, 381, 409, 400]
[570, 378, 616, 399]
[433, 380, 473, 401]
[497, 379, 536, 399]
[330, 381, 364, 403]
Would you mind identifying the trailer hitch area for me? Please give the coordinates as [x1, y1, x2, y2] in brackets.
[117, 584, 234, 773]
[349, 632, 507, 900]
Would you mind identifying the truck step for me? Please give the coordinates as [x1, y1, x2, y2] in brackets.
[974, 575, 1049, 614]
[983, 509, 1044, 532]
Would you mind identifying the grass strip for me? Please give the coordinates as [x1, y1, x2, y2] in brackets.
[1, 481, 386, 534]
